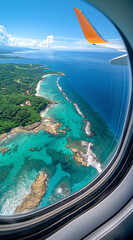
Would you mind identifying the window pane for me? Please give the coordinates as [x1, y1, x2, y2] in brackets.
[0, 0, 131, 215]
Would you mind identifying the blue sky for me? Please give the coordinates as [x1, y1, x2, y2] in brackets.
[0, 0, 126, 51]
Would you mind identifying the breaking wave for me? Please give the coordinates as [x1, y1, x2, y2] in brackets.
[81, 141, 102, 173]
[85, 121, 92, 137]
[73, 103, 85, 118]
[57, 77, 72, 103]
[0, 175, 33, 215]
[57, 77, 86, 119]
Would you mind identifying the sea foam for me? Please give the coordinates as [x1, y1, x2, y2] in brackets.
[56, 77, 72, 103]
[85, 121, 92, 137]
[0, 175, 33, 215]
[81, 141, 102, 173]
[57, 77, 87, 119]
[73, 103, 85, 119]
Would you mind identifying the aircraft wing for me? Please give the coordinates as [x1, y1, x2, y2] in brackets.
[109, 54, 128, 65]
[74, 8, 108, 44]
[74, 8, 128, 65]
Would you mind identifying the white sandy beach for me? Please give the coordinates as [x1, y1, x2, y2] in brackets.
[35, 74, 58, 97]
[35, 80, 43, 97]
[40, 102, 55, 118]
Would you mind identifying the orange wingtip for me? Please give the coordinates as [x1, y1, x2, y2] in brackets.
[74, 8, 108, 44]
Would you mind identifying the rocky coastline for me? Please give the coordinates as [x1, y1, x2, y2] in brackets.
[0, 101, 66, 142]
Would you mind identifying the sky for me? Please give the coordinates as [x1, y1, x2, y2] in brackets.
[0, 0, 126, 51]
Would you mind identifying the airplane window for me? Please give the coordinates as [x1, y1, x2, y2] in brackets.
[0, 0, 131, 217]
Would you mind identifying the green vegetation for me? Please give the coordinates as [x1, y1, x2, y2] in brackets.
[0, 63, 57, 134]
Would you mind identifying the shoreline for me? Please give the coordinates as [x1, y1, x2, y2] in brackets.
[35, 74, 53, 97]
[35, 73, 63, 97]
[0, 73, 64, 142]
[0, 102, 61, 142]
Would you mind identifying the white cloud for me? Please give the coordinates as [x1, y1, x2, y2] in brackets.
[0, 25, 54, 49]
[0, 25, 127, 51]
[0, 25, 10, 45]
[38, 35, 54, 48]
[8, 36, 54, 49]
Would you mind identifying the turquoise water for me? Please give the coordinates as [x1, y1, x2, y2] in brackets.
[0, 73, 116, 215]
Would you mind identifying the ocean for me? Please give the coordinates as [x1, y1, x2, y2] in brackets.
[0, 50, 131, 215]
